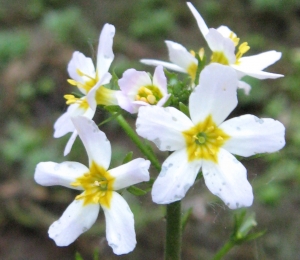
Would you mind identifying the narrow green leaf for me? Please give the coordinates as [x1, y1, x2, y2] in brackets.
[75, 252, 84, 260]
[181, 207, 193, 231]
[127, 185, 148, 196]
[122, 151, 133, 164]
[179, 102, 190, 117]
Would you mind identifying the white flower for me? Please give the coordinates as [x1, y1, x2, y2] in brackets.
[54, 23, 117, 156]
[116, 66, 171, 114]
[141, 2, 283, 94]
[136, 64, 285, 209]
[35, 116, 150, 255]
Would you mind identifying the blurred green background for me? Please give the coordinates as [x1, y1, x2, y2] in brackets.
[0, 0, 299, 259]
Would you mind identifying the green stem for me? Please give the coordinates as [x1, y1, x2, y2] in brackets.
[165, 201, 182, 260]
[212, 240, 235, 260]
[115, 114, 161, 172]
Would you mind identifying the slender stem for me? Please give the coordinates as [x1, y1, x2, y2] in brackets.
[115, 114, 161, 172]
[165, 201, 182, 260]
[212, 240, 235, 260]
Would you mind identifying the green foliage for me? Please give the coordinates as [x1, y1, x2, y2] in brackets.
[0, 31, 29, 65]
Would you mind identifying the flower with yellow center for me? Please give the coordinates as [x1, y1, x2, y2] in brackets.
[116, 66, 171, 114]
[141, 3, 283, 94]
[136, 64, 285, 209]
[54, 23, 118, 156]
[35, 116, 150, 255]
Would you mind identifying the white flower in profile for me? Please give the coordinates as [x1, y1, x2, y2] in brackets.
[35, 116, 150, 255]
[141, 2, 283, 94]
[136, 64, 285, 209]
[54, 23, 117, 156]
[116, 66, 171, 114]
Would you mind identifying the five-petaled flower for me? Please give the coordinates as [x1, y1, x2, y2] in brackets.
[141, 2, 283, 94]
[54, 23, 118, 156]
[116, 65, 171, 114]
[35, 116, 150, 255]
[136, 64, 285, 209]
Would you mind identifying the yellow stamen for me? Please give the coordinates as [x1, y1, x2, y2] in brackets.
[72, 161, 115, 208]
[229, 32, 240, 46]
[135, 85, 163, 105]
[182, 115, 230, 163]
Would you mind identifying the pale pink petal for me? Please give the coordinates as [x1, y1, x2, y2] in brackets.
[96, 24, 115, 80]
[34, 161, 88, 189]
[187, 2, 209, 37]
[189, 64, 238, 125]
[219, 115, 285, 157]
[152, 65, 168, 94]
[202, 149, 253, 209]
[136, 106, 193, 151]
[49, 199, 100, 246]
[152, 149, 201, 204]
[109, 158, 150, 190]
[72, 117, 111, 169]
[102, 192, 136, 255]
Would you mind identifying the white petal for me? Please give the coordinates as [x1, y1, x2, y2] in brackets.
[232, 65, 284, 80]
[202, 149, 253, 209]
[72, 116, 111, 169]
[232, 51, 283, 79]
[109, 158, 150, 190]
[136, 106, 193, 151]
[219, 115, 285, 157]
[189, 64, 238, 125]
[238, 80, 251, 95]
[96, 24, 115, 80]
[152, 149, 201, 204]
[140, 59, 187, 73]
[34, 161, 88, 189]
[64, 130, 78, 156]
[54, 103, 95, 138]
[102, 192, 136, 255]
[86, 72, 112, 110]
[165, 40, 198, 71]
[152, 65, 168, 93]
[238, 51, 282, 71]
[216, 25, 235, 39]
[187, 2, 209, 37]
[49, 199, 100, 246]
[68, 51, 96, 94]
[205, 29, 236, 64]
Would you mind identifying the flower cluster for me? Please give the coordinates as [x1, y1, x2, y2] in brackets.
[34, 1, 285, 256]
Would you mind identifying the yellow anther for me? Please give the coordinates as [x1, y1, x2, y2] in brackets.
[207, 126, 215, 132]
[208, 148, 215, 155]
[64, 94, 78, 105]
[140, 97, 147, 102]
[147, 95, 156, 104]
[217, 136, 224, 141]
[199, 48, 205, 60]
[229, 32, 240, 46]
[71, 181, 81, 187]
[67, 79, 78, 86]
[235, 42, 250, 62]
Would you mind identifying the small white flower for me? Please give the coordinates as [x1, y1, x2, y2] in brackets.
[54, 23, 117, 155]
[141, 2, 283, 94]
[136, 64, 285, 209]
[116, 66, 171, 114]
[35, 116, 150, 255]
